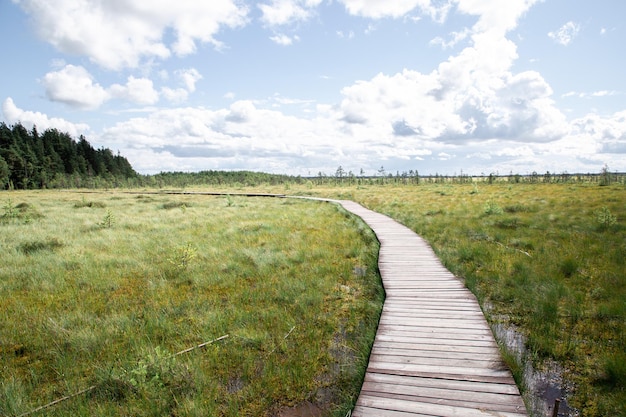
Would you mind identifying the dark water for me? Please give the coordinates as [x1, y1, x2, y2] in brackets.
[492, 322, 579, 417]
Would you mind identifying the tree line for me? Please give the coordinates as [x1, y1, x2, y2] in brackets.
[0, 122, 137, 189]
[1, 122, 623, 190]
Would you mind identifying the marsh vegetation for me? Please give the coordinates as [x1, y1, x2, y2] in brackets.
[300, 181, 624, 416]
[0, 191, 383, 416]
[1, 179, 624, 416]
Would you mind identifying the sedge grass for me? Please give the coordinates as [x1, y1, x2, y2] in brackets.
[0, 191, 383, 416]
[286, 181, 624, 416]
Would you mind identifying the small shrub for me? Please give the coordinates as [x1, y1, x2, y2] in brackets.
[98, 210, 115, 228]
[483, 200, 503, 215]
[2, 199, 18, 218]
[125, 346, 195, 394]
[168, 243, 198, 271]
[595, 206, 617, 230]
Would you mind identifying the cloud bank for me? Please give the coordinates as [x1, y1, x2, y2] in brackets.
[4, 0, 625, 176]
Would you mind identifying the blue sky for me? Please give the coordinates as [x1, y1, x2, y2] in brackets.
[1, 0, 625, 176]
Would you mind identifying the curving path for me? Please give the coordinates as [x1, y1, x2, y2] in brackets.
[131, 191, 528, 415]
[326, 199, 528, 417]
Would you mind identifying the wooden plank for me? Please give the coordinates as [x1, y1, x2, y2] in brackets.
[354, 395, 527, 417]
[367, 354, 510, 373]
[377, 318, 491, 330]
[376, 327, 494, 342]
[372, 334, 499, 352]
[328, 199, 528, 416]
[380, 310, 486, 320]
[360, 381, 525, 410]
[370, 346, 502, 362]
[352, 406, 435, 417]
[365, 360, 514, 381]
[366, 367, 517, 385]
[364, 372, 523, 395]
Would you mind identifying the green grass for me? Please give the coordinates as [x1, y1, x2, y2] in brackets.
[298, 182, 625, 416]
[0, 191, 383, 416]
[4, 182, 624, 416]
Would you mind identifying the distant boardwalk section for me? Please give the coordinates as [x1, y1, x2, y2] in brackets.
[332, 200, 528, 417]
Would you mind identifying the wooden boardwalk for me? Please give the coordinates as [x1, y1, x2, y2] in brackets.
[332, 200, 528, 417]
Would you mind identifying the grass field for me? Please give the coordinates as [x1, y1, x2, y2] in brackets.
[0, 191, 383, 416]
[2, 181, 624, 416]
[293, 181, 624, 416]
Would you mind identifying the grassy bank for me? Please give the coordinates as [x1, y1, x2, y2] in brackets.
[0, 191, 383, 416]
[292, 182, 624, 416]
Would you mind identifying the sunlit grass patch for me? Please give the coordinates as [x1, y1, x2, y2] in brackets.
[283, 181, 624, 416]
[0, 191, 382, 416]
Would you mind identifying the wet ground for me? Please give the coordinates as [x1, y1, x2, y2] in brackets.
[276, 401, 325, 417]
[492, 321, 579, 417]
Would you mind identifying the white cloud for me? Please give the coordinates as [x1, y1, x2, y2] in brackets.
[562, 90, 620, 99]
[337, 30, 355, 39]
[15, 0, 249, 70]
[548, 21, 580, 46]
[109, 76, 159, 106]
[259, 0, 322, 26]
[339, 0, 452, 21]
[160, 87, 190, 104]
[2, 98, 90, 137]
[40, 64, 204, 108]
[7, 0, 623, 177]
[41, 64, 109, 110]
[158, 68, 203, 103]
[430, 28, 471, 49]
[269, 33, 300, 45]
[456, 0, 539, 34]
[177, 68, 203, 93]
[592, 90, 618, 97]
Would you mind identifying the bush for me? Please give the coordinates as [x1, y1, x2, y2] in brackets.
[483, 200, 503, 215]
[595, 206, 617, 230]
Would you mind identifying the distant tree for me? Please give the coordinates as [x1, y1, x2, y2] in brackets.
[600, 164, 611, 186]
[335, 165, 345, 183]
[0, 154, 9, 189]
[543, 171, 552, 183]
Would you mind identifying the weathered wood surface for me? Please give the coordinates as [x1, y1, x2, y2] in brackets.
[333, 200, 528, 417]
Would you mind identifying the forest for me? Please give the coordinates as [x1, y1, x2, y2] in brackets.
[0, 122, 136, 189]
